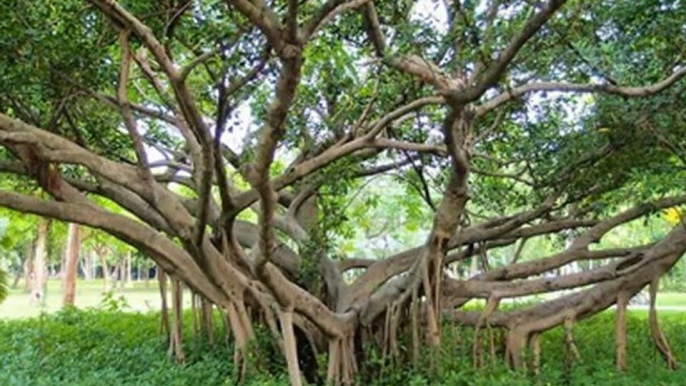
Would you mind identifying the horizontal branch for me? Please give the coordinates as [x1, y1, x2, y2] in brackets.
[476, 66, 686, 115]
[0, 189, 230, 307]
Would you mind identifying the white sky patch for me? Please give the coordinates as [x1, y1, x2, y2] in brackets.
[410, 0, 449, 34]
[222, 100, 254, 152]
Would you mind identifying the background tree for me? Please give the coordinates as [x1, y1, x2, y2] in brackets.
[62, 223, 81, 306]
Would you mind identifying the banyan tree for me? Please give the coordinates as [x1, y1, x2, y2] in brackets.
[1, 0, 686, 384]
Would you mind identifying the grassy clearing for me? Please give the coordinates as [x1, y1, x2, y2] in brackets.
[0, 279, 193, 319]
[4, 279, 686, 320]
[655, 292, 686, 307]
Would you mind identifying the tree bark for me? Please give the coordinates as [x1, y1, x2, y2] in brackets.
[169, 275, 185, 364]
[62, 223, 81, 307]
[158, 266, 170, 336]
[24, 239, 35, 292]
[201, 297, 215, 345]
[279, 309, 303, 386]
[29, 219, 49, 305]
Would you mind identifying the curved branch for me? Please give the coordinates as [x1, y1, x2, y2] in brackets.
[476, 66, 686, 116]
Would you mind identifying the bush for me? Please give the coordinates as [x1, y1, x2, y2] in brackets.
[2, 309, 686, 385]
[0, 308, 246, 386]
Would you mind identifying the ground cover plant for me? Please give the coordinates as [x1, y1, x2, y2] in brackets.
[1, 308, 686, 386]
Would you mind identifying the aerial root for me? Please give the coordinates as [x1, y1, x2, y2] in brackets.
[649, 278, 679, 370]
[422, 255, 441, 350]
[615, 291, 628, 370]
[529, 333, 541, 376]
[201, 297, 215, 345]
[157, 267, 170, 336]
[169, 276, 185, 364]
[278, 309, 303, 386]
[473, 295, 500, 368]
[191, 292, 199, 338]
[410, 287, 420, 367]
[563, 316, 581, 362]
[227, 299, 254, 383]
[326, 335, 357, 386]
[505, 329, 528, 370]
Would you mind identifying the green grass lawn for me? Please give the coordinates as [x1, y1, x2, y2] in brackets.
[2, 281, 686, 385]
[0, 279, 193, 319]
[655, 291, 686, 307]
[3, 279, 686, 319]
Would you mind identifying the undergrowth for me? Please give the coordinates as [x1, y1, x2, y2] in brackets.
[1, 308, 686, 385]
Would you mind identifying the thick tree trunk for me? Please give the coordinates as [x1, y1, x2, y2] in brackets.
[62, 223, 81, 307]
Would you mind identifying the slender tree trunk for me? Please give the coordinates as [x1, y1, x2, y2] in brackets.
[118, 259, 125, 289]
[23, 241, 34, 292]
[279, 309, 303, 386]
[79, 258, 87, 280]
[90, 251, 96, 281]
[59, 231, 68, 285]
[124, 252, 133, 288]
[114, 259, 122, 289]
[99, 248, 110, 291]
[30, 219, 49, 305]
[616, 291, 628, 370]
[648, 278, 679, 369]
[530, 332, 541, 376]
[62, 223, 81, 307]
[158, 266, 170, 336]
[201, 297, 215, 345]
[169, 276, 185, 364]
[143, 262, 150, 288]
[80, 250, 93, 281]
